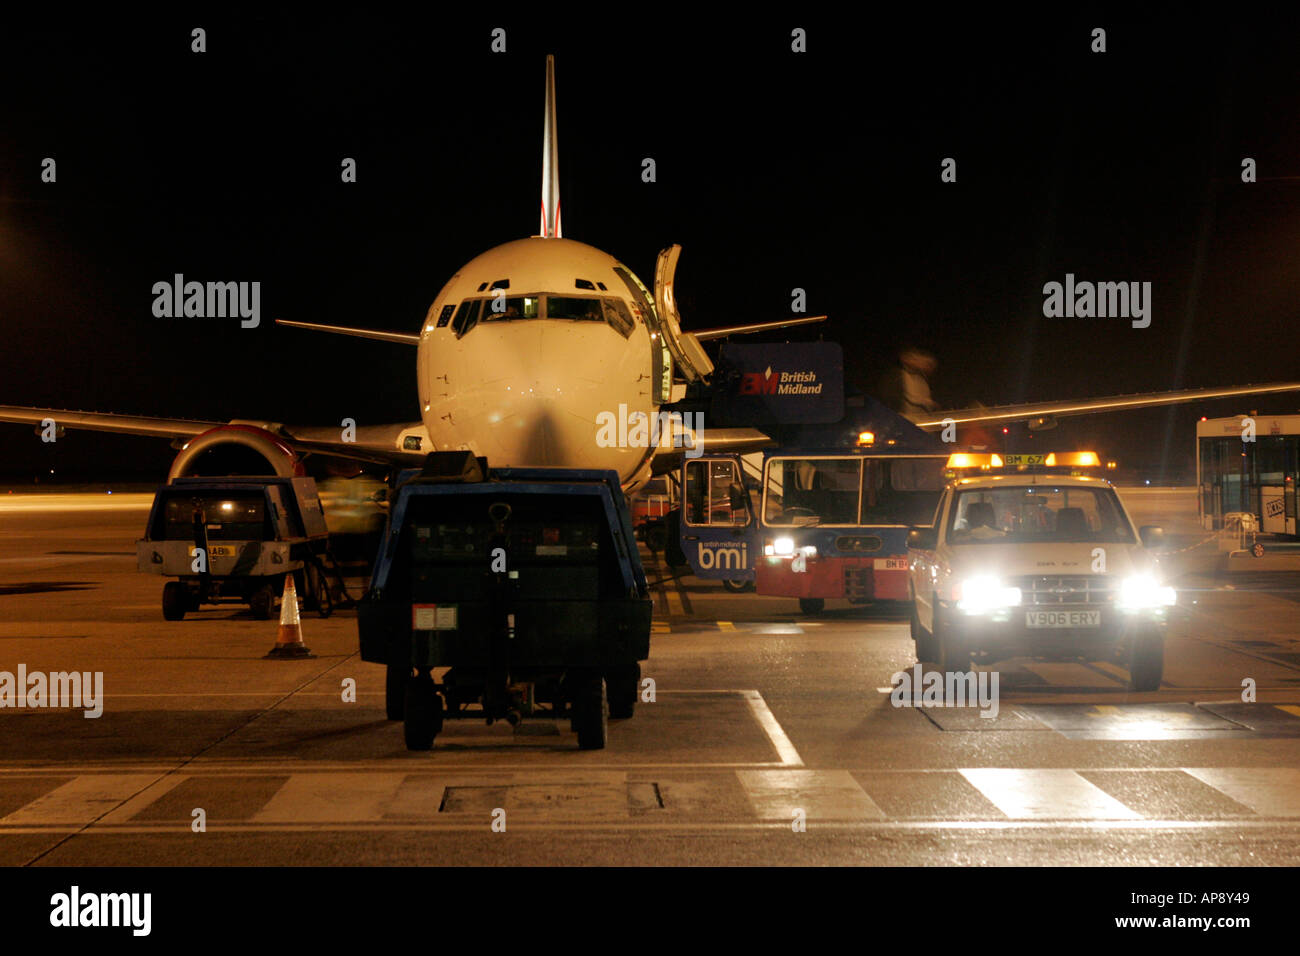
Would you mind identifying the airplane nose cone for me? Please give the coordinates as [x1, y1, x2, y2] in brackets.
[427, 322, 655, 481]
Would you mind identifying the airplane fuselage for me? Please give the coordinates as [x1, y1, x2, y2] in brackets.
[416, 237, 663, 489]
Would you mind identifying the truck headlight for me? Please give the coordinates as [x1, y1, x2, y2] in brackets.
[956, 575, 1022, 614]
[765, 536, 796, 557]
[1117, 574, 1176, 611]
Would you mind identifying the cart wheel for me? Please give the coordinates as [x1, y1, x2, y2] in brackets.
[296, 569, 316, 613]
[162, 582, 188, 621]
[249, 584, 275, 620]
[571, 671, 607, 750]
[310, 563, 334, 619]
[606, 663, 640, 719]
[645, 524, 668, 553]
[798, 597, 824, 616]
[385, 664, 408, 721]
[403, 675, 443, 750]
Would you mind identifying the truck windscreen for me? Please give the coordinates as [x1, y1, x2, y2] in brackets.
[160, 495, 268, 541]
[764, 457, 945, 527]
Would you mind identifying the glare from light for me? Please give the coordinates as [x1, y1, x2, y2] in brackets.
[1117, 574, 1176, 610]
[957, 575, 1022, 613]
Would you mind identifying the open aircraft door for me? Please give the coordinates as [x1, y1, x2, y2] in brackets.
[654, 244, 714, 383]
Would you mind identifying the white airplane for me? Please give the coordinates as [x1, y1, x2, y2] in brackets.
[3, 56, 1300, 490]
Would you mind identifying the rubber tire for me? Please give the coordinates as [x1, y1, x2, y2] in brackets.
[385, 664, 408, 721]
[297, 568, 317, 613]
[664, 510, 688, 568]
[1128, 629, 1165, 691]
[162, 582, 188, 621]
[645, 523, 668, 553]
[912, 599, 938, 663]
[403, 676, 443, 751]
[572, 672, 608, 750]
[934, 601, 970, 673]
[722, 579, 753, 593]
[606, 663, 641, 719]
[799, 597, 825, 616]
[249, 584, 275, 621]
[311, 564, 333, 619]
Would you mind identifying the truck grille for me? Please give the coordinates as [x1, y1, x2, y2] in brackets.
[844, 568, 873, 601]
[1011, 575, 1115, 606]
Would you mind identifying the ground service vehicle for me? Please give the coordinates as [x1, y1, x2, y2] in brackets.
[673, 392, 948, 611]
[358, 452, 652, 751]
[907, 452, 1175, 690]
[1198, 413, 1299, 539]
[136, 476, 333, 620]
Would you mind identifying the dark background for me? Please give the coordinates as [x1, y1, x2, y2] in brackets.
[2, 7, 1298, 483]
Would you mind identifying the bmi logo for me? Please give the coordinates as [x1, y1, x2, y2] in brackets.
[740, 365, 822, 396]
[696, 541, 747, 571]
[741, 366, 780, 395]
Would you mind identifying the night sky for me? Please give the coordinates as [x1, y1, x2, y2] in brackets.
[2, 9, 1299, 482]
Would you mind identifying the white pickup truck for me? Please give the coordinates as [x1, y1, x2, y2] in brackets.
[907, 457, 1175, 690]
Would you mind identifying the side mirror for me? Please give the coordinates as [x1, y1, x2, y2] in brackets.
[908, 527, 937, 550]
[1139, 525, 1165, 549]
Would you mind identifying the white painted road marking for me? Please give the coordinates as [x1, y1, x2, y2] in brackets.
[959, 768, 1142, 820]
[0, 774, 159, 825]
[0, 767, 1297, 830]
[253, 772, 409, 823]
[738, 769, 884, 820]
[1184, 768, 1300, 817]
[742, 690, 804, 767]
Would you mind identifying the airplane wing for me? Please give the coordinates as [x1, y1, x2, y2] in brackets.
[913, 382, 1300, 430]
[275, 319, 421, 345]
[0, 407, 218, 440]
[0, 405, 426, 467]
[648, 427, 776, 475]
[691, 315, 828, 341]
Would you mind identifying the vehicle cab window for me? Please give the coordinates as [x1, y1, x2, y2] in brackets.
[685, 459, 749, 527]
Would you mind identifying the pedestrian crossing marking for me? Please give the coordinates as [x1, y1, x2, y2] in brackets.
[738, 770, 885, 820]
[0, 774, 159, 825]
[958, 769, 1141, 820]
[1183, 768, 1300, 818]
[253, 773, 409, 823]
[0, 767, 1299, 830]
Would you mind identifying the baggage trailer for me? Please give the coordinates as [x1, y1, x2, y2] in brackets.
[136, 476, 335, 620]
[358, 453, 652, 751]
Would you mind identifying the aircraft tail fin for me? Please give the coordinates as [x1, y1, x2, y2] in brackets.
[540, 54, 561, 238]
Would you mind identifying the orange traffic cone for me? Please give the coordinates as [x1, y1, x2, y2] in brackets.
[264, 573, 315, 659]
